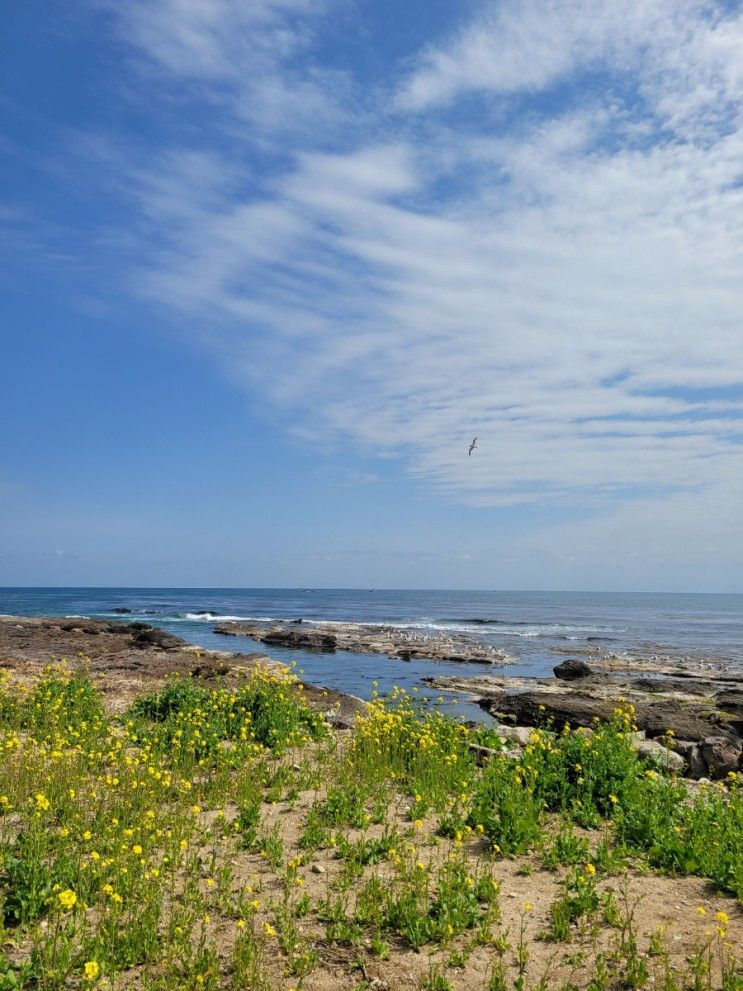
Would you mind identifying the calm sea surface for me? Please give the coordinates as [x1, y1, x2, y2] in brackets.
[1, 588, 741, 722]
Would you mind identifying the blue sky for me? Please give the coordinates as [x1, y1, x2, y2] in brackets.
[2, 0, 743, 591]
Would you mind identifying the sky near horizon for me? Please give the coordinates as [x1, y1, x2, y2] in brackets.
[1, 0, 743, 591]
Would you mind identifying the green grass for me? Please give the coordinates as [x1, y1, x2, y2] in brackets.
[0, 666, 740, 990]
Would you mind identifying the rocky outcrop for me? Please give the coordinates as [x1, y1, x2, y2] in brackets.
[482, 691, 739, 743]
[0, 616, 370, 728]
[554, 660, 594, 680]
[262, 628, 338, 652]
[424, 668, 743, 779]
[715, 690, 743, 716]
[128, 626, 184, 651]
[214, 620, 512, 665]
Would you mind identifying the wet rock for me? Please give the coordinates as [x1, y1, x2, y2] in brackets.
[554, 660, 594, 680]
[700, 736, 743, 778]
[216, 620, 512, 666]
[261, 629, 338, 652]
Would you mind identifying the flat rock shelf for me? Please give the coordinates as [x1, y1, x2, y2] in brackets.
[214, 619, 513, 665]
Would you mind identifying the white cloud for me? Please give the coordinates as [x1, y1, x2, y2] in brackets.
[109, 0, 349, 136]
[397, 0, 743, 136]
[103, 0, 743, 523]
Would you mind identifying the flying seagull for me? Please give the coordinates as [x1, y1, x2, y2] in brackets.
[468, 437, 478, 456]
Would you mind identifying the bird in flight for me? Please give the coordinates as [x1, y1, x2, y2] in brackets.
[468, 437, 478, 455]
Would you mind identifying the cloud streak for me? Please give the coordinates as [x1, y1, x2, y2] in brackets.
[104, 0, 743, 522]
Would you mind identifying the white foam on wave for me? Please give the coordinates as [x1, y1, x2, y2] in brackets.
[183, 613, 276, 623]
[177, 613, 618, 639]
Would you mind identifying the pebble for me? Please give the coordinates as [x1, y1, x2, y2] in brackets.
[311, 863, 326, 874]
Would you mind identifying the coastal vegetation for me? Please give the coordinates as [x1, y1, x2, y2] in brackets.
[0, 662, 741, 989]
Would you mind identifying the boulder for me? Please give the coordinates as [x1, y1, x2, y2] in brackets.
[495, 725, 535, 746]
[468, 743, 501, 764]
[634, 738, 686, 773]
[700, 736, 743, 778]
[554, 660, 594, 681]
[671, 740, 708, 779]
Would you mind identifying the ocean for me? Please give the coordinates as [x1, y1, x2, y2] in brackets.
[1, 588, 741, 722]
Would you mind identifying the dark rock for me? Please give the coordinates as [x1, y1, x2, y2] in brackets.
[469, 743, 500, 764]
[715, 690, 743, 716]
[111, 608, 132, 614]
[687, 744, 708, 779]
[261, 629, 337, 652]
[60, 621, 100, 635]
[480, 691, 740, 743]
[630, 677, 714, 696]
[700, 736, 743, 778]
[554, 660, 594, 681]
[131, 627, 183, 651]
[191, 659, 230, 679]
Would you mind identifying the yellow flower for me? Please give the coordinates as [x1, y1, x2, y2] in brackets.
[696, 907, 706, 916]
[262, 922, 277, 937]
[58, 889, 77, 910]
[522, 902, 533, 912]
[586, 863, 596, 875]
[83, 961, 100, 981]
[715, 911, 729, 925]
[35, 793, 50, 812]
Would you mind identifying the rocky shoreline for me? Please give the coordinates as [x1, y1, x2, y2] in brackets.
[0, 616, 367, 727]
[425, 658, 743, 779]
[2, 615, 742, 778]
[214, 619, 512, 665]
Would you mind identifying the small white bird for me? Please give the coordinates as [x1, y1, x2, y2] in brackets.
[468, 437, 478, 455]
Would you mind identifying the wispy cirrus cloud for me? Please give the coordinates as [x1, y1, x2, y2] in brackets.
[107, 0, 351, 137]
[102, 0, 743, 525]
